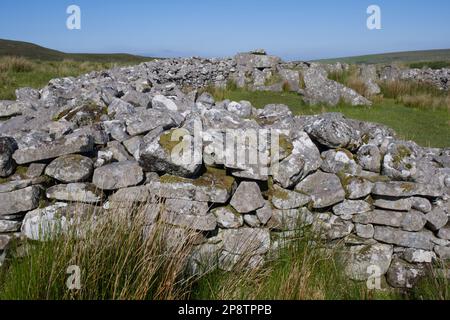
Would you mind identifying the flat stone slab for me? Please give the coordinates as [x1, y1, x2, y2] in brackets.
[372, 182, 443, 198]
[374, 226, 437, 250]
[92, 161, 144, 190]
[0, 185, 41, 216]
[13, 135, 94, 165]
[46, 183, 103, 203]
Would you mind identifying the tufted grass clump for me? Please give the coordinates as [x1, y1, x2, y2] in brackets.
[0, 202, 198, 300]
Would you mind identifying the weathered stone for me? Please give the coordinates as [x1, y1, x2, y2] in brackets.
[126, 109, 175, 136]
[230, 182, 265, 214]
[333, 200, 371, 219]
[222, 228, 270, 255]
[356, 144, 382, 173]
[0, 186, 41, 216]
[372, 181, 443, 198]
[434, 246, 450, 260]
[382, 142, 417, 181]
[92, 161, 144, 190]
[12, 135, 94, 165]
[226, 101, 252, 118]
[268, 207, 314, 231]
[304, 116, 362, 150]
[46, 183, 103, 203]
[139, 129, 202, 178]
[386, 258, 426, 289]
[164, 199, 210, 217]
[160, 211, 216, 232]
[105, 141, 133, 162]
[374, 198, 412, 211]
[25, 163, 47, 179]
[21, 203, 71, 240]
[0, 219, 21, 233]
[295, 171, 345, 209]
[355, 223, 375, 239]
[411, 197, 432, 213]
[437, 225, 450, 240]
[45, 155, 94, 183]
[271, 185, 310, 210]
[374, 226, 437, 250]
[353, 210, 426, 232]
[425, 208, 448, 231]
[326, 216, 354, 240]
[213, 206, 244, 229]
[256, 201, 273, 225]
[0, 137, 17, 178]
[403, 248, 436, 263]
[243, 214, 261, 227]
[345, 176, 374, 199]
[344, 243, 393, 281]
[321, 149, 361, 175]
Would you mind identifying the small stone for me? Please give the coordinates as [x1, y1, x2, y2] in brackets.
[0, 186, 41, 216]
[425, 208, 448, 231]
[213, 207, 244, 229]
[25, 163, 47, 179]
[45, 155, 94, 183]
[437, 225, 450, 240]
[403, 248, 436, 263]
[46, 183, 103, 204]
[345, 176, 373, 200]
[244, 214, 261, 227]
[434, 246, 450, 260]
[271, 185, 310, 210]
[230, 182, 265, 214]
[256, 202, 273, 225]
[333, 200, 371, 219]
[386, 258, 426, 289]
[92, 161, 144, 190]
[374, 198, 412, 211]
[355, 223, 375, 239]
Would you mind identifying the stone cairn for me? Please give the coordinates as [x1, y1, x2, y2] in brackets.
[0, 50, 449, 289]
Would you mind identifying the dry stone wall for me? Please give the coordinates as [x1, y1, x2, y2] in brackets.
[0, 51, 449, 289]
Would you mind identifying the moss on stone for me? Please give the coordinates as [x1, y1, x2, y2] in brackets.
[158, 129, 190, 154]
[194, 167, 235, 192]
[392, 145, 412, 166]
[401, 182, 415, 192]
[279, 134, 294, 157]
[336, 148, 354, 160]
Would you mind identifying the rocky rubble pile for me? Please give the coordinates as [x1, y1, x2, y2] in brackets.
[380, 65, 450, 91]
[0, 51, 449, 289]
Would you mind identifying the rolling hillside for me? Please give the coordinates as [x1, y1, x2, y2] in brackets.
[314, 48, 450, 66]
[0, 39, 153, 63]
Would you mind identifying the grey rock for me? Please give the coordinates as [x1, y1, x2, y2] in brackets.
[357, 144, 382, 173]
[437, 225, 450, 240]
[374, 198, 412, 211]
[139, 129, 202, 178]
[230, 182, 265, 214]
[353, 209, 426, 232]
[12, 135, 94, 165]
[21, 203, 71, 240]
[411, 197, 432, 213]
[321, 149, 361, 175]
[256, 202, 273, 225]
[92, 161, 144, 190]
[403, 248, 436, 263]
[344, 243, 393, 281]
[425, 208, 448, 231]
[374, 226, 437, 250]
[345, 176, 374, 199]
[386, 258, 426, 289]
[0, 137, 17, 178]
[45, 155, 94, 183]
[243, 214, 261, 227]
[160, 211, 216, 232]
[304, 116, 362, 150]
[46, 183, 103, 203]
[333, 200, 371, 219]
[372, 181, 443, 198]
[105, 141, 133, 162]
[125, 109, 175, 136]
[222, 228, 270, 255]
[295, 171, 345, 209]
[213, 206, 244, 229]
[434, 246, 450, 260]
[25, 163, 47, 179]
[355, 223, 375, 239]
[271, 185, 310, 210]
[0, 219, 22, 233]
[0, 186, 41, 216]
[226, 101, 252, 118]
[269, 207, 314, 231]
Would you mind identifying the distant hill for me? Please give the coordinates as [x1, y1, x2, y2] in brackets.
[313, 49, 450, 66]
[0, 39, 153, 63]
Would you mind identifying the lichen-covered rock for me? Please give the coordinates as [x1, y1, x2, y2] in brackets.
[321, 149, 361, 175]
[386, 257, 426, 289]
[372, 181, 443, 198]
[344, 176, 374, 200]
[92, 161, 144, 190]
[270, 185, 310, 210]
[268, 207, 314, 231]
[21, 203, 70, 240]
[355, 223, 375, 239]
[0, 186, 41, 216]
[304, 115, 362, 150]
[374, 226, 437, 250]
[230, 182, 265, 214]
[139, 129, 202, 178]
[12, 135, 95, 165]
[256, 201, 273, 225]
[353, 210, 426, 232]
[374, 198, 412, 211]
[295, 171, 345, 209]
[333, 200, 371, 220]
[357, 144, 382, 173]
[403, 248, 436, 263]
[45, 155, 94, 183]
[213, 206, 244, 229]
[222, 228, 270, 255]
[46, 183, 103, 203]
[0, 137, 17, 178]
[425, 208, 448, 231]
[344, 243, 393, 281]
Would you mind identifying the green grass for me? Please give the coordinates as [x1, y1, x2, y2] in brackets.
[409, 61, 450, 70]
[315, 48, 450, 65]
[207, 88, 450, 148]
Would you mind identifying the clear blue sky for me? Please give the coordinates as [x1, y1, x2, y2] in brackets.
[1, 0, 449, 60]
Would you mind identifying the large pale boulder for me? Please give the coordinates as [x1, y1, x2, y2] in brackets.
[93, 161, 144, 190]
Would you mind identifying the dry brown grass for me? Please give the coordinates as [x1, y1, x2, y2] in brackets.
[0, 56, 35, 73]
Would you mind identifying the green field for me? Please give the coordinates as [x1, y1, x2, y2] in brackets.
[315, 48, 450, 67]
